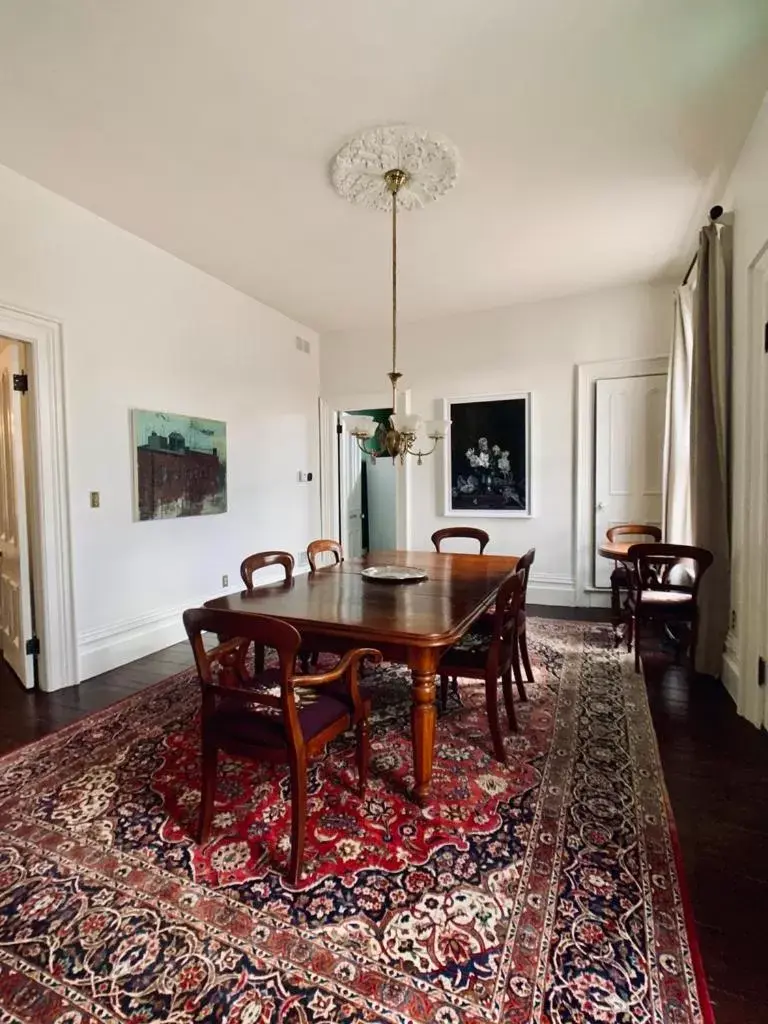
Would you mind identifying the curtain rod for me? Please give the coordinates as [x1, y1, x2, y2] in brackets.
[682, 205, 724, 285]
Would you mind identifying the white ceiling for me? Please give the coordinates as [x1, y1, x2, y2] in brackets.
[1, 0, 767, 332]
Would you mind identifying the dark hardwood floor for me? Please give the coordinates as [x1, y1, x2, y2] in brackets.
[1, 611, 766, 1020]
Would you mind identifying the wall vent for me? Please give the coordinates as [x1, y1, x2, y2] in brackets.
[295, 336, 311, 354]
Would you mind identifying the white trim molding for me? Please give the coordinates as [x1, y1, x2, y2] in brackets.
[0, 302, 77, 692]
[575, 355, 669, 606]
[527, 573, 577, 607]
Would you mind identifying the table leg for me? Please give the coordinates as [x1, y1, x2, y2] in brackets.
[409, 648, 439, 805]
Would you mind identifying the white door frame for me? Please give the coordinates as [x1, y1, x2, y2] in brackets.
[320, 390, 411, 551]
[735, 243, 768, 726]
[575, 355, 669, 607]
[0, 302, 77, 692]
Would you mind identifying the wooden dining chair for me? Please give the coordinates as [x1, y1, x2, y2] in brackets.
[605, 524, 662, 633]
[307, 539, 343, 573]
[240, 550, 294, 591]
[431, 527, 490, 554]
[625, 543, 713, 674]
[438, 570, 524, 764]
[183, 606, 380, 885]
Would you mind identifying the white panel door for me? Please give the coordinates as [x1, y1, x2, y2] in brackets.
[339, 417, 364, 558]
[594, 373, 667, 588]
[0, 345, 34, 687]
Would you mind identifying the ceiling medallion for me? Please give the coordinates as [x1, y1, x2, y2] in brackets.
[330, 126, 459, 465]
[331, 124, 459, 212]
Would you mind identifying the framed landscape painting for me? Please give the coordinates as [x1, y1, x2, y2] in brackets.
[443, 393, 531, 517]
[132, 409, 227, 521]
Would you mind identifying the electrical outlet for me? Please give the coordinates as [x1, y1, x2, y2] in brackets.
[298, 552, 309, 567]
[222, 574, 229, 588]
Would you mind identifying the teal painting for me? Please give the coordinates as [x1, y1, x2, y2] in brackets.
[132, 409, 227, 520]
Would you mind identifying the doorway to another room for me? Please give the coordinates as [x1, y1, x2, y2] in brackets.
[339, 408, 398, 557]
[592, 372, 667, 588]
[0, 337, 40, 690]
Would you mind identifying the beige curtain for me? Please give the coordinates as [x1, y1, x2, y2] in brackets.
[662, 283, 694, 545]
[690, 221, 732, 676]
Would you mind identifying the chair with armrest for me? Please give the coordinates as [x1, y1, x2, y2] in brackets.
[183, 606, 381, 885]
[431, 527, 490, 554]
[625, 543, 713, 674]
[438, 569, 524, 764]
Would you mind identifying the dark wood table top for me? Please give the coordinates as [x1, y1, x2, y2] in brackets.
[204, 550, 519, 647]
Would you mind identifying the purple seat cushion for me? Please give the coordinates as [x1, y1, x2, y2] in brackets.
[212, 690, 353, 748]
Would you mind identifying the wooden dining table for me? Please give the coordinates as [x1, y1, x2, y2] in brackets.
[204, 549, 518, 803]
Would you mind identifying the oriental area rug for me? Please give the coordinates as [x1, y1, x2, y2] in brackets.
[0, 620, 712, 1024]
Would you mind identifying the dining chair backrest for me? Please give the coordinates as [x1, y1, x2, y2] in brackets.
[239, 550, 295, 591]
[515, 547, 536, 610]
[307, 538, 343, 573]
[628, 543, 713, 601]
[431, 527, 490, 554]
[183, 607, 303, 732]
[486, 569, 525, 674]
[606, 523, 662, 544]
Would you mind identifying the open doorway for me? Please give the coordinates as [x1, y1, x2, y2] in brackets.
[339, 408, 398, 556]
[0, 337, 40, 689]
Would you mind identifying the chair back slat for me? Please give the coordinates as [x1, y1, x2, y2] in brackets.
[307, 538, 343, 573]
[514, 547, 536, 609]
[240, 550, 294, 591]
[431, 527, 490, 554]
[606, 523, 662, 543]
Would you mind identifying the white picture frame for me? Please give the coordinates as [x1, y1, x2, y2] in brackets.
[442, 392, 532, 518]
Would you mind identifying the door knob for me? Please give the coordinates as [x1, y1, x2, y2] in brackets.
[596, 502, 606, 511]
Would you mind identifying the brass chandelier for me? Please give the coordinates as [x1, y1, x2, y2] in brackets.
[344, 167, 450, 465]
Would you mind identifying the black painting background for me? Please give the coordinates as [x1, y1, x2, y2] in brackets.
[449, 397, 528, 511]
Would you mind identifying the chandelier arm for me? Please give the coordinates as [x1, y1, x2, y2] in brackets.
[353, 435, 385, 459]
[405, 438, 440, 460]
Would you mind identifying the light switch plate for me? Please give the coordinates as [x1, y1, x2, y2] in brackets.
[90, 491, 100, 508]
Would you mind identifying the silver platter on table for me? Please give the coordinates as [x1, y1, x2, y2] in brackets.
[361, 565, 428, 584]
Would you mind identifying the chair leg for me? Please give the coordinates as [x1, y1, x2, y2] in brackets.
[512, 634, 527, 702]
[356, 718, 370, 796]
[626, 611, 633, 654]
[439, 674, 449, 712]
[634, 616, 641, 674]
[288, 750, 308, 886]
[519, 628, 534, 688]
[484, 676, 507, 764]
[299, 652, 311, 674]
[254, 644, 265, 675]
[198, 738, 217, 844]
[501, 668, 517, 732]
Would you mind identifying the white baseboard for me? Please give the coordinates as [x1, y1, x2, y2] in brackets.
[78, 567, 309, 681]
[527, 573, 577, 607]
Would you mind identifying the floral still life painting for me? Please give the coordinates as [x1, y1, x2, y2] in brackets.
[133, 409, 227, 521]
[444, 394, 531, 516]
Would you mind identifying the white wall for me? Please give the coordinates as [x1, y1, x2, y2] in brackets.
[322, 283, 673, 604]
[0, 163, 320, 681]
[721, 93, 768, 723]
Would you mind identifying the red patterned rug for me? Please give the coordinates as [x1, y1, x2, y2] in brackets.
[0, 619, 712, 1023]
